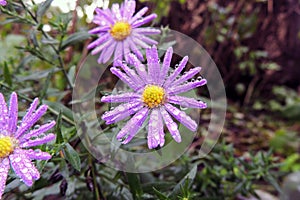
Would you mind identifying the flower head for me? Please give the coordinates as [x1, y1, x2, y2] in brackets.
[101, 46, 207, 149]
[0, 92, 55, 198]
[88, 0, 160, 65]
[0, 0, 6, 6]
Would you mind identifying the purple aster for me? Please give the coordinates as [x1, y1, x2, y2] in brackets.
[0, 0, 6, 6]
[87, 0, 160, 65]
[0, 92, 56, 199]
[101, 46, 207, 149]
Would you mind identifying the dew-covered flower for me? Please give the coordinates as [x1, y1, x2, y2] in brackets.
[101, 46, 207, 149]
[0, 92, 56, 198]
[88, 0, 160, 65]
[0, 0, 7, 6]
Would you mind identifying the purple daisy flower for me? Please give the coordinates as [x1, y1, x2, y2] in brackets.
[0, 92, 56, 198]
[88, 0, 160, 65]
[0, 0, 6, 6]
[101, 46, 207, 149]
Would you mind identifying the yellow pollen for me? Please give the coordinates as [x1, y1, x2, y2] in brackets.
[0, 136, 14, 158]
[110, 21, 131, 41]
[142, 85, 165, 108]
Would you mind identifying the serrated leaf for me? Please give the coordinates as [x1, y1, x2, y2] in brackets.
[60, 31, 91, 50]
[37, 0, 53, 18]
[63, 143, 81, 171]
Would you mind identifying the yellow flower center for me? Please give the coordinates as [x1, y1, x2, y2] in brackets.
[142, 85, 165, 108]
[110, 21, 132, 41]
[0, 136, 14, 158]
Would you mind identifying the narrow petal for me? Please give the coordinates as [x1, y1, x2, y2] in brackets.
[102, 101, 142, 121]
[132, 37, 151, 49]
[168, 95, 207, 109]
[159, 47, 173, 85]
[136, 34, 158, 45]
[101, 93, 140, 103]
[111, 3, 122, 21]
[127, 53, 148, 82]
[129, 7, 148, 24]
[116, 107, 149, 144]
[116, 60, 145, 87]
[88, 26, 110, 34]
[95, 8, 114, 24]
[15, 105, 48, 138]
[105, 104, 143, 124]
[0, 93, 8, 131]
[132, 14, 157, 28]
[20, 133, 55, 148]
[123, 0, 136, 20]
[164, 103, 198, 131]
[99, 40, 116, 63]
[22, 149, 52, 160]
[123, 39, 131, 63]
[21, 98, 39, 124]
[134, 27, 161, 35]
[167, 79, 207, 95]
[160, 107, 181, 143]
[19, 121, 56, 142]
[127, 37, 144, 61]
[91, 38, 114, 56]
[164, 56, 189, 87]
[147, 109, 165, 149]
[110, 67, 139, 90]
[10, 153, 34, 186]
[87, 33, 110, 49]
[173, 67, 202, 86]
[146, 46, 160, 84]
[8, 92, 18, 133]
[0, 158, 10, 199]
[113, 42, 123, 66]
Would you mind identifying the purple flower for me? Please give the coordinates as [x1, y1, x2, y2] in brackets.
[101, 46, 207, 149]
[0, 0, 6, 6]
[0, 92, 56, 198]
[88, 0, 160, 65]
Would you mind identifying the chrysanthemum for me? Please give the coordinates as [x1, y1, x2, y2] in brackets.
[101, 46, 207, 149]
[88, 0, 160, 65]
[0, 92, 56, 198]
[0, 0, 6, 6]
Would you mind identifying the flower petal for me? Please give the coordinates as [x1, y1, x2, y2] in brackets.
[127, 37, 144, 61]
[110, 67, 139, 90]
[164, 103, 198, 131]
[164, 56, 189, 87]
[123, 0, 136, 20]
[116, 60, 144, 87]
[0, 93, 8, 131]
[134, 27, 161, 35]
[19, 121, 56, 142]
[129, 7, 148, 24]
[146, 46, 160, 84]
[159, 47, 173, 85]
[20, 133, 55, 148]
[116, 107, 149, 144]
[99, 40, 116, 63]
[132, 14, 157, 28]
[22, 149, 52, 160]
[160, 107, 181, 143]
[168, 79, 207, 95]
[95, 8, 114, 24]
[101, 93, 140, 103]
[88, 26, 110, 34]
[21, 98, 39, 124]
[172, 67, 202, 86]
[87, 33, 110, 49]
[148, 109, 165, 149]
[113, 42, 123, 66]
[0, 158, 10, 199]
[8, 92, 18, 133]
[91, 38, 114, 56]
[127, 53, 148, 82]
[168, 95, 207, 109]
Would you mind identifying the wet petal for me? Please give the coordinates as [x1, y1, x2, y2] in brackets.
[173, 67, 202, 86]
[159, 47, 173, 85]
[20, 134, 55, 148]
[148, 109, 165, 149]
[168, 79, 207, 95]
[0, 93, 9, 131]
[101, 93, 140, 103]
[110, 67, 139, 90]
[22, 149, 52, 160]
[132, 14, 157, 28]
[19, 121, 56, 142]
[164, 56, 189, 87]
[0, 158, 10, 199]
[129, 7, 148, 24]
[168, 95, 207, 109]
[8, 92, 18, 133]
[146, 46, 160, 84]
[160, 107, 181, 143]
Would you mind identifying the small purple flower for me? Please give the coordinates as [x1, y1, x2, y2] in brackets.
[0, 92, 56, 199]
[88, 0, 160, 65]
[101, 46, 207, 149]
[0, 0, 6, 6]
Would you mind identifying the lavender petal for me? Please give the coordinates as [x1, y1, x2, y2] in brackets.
[88, 26, 110, 34]
[110, 67, 139, 90]
[160, 106, 181, 143]
[159, 47, 173, 85]
[87, 33, 110, 49]
[101, 101, 142, 121]
[105, 104, 143, 124]
[147, 109, 165, 149]
[10, 153, 34, 186]
[127, 37, 144, 61]
[111, 3, 122, 21]
[129, 7, 148, 24]
[132, 36, 151, 49]
[20, 133, 55, 148]
[127, 53, 148, 82]
[0, 93, 8, 131]
[116, 107, 149, 144]
[164, 103, 197, 131]
[91, 38, 114, 55]
[8, 92, 18, 133]
[113, 42, 123, 66]
[101, 93, 140, 103]
[123, 0, 136, 20]
[173, 67, 202, 86]
[164, 56, 188, 87]
[19, 121, 56, 142]
[21, 98, 39, 124]
[134, 28, 161, 35]
[146, 46, 160, 84]
[95, 8, 114, 24]
[0, 158, 10, 199]
[168, 95, 207, 109]
[168, 79, 207, 95]
[132, 14, 157, 28]
[99, 41, 116, 63]
[22, 149, 52, 160]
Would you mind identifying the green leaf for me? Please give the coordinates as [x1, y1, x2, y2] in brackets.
[37, 0, 54, 18]
[16, 68, 60, 81]
[43, 100, 75, 125]
[126, 173, 143, 200]
[55, 110, 64, 144]
[39, 69, 53, 101]
[60, 31, 91, 50]
[3, 62, 12, 86]
[62, 143, 81, 171]
[153, 187, 170, 200]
